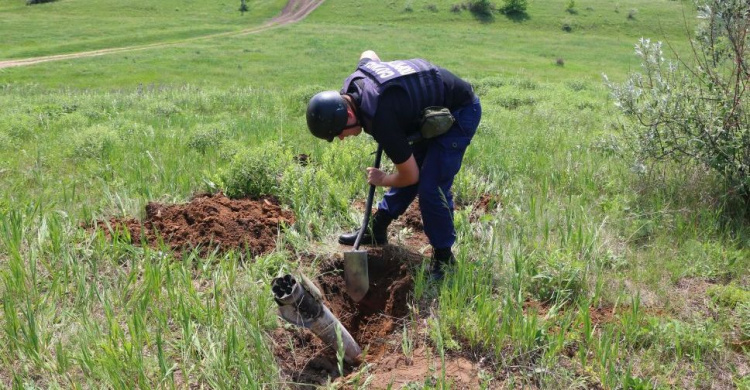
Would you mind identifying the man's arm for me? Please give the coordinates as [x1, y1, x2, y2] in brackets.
[367, 155, 419, 188]
[360, 50, 381, 61]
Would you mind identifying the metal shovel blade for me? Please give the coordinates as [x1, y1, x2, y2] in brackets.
[344, 249, 369, 302]
[342, 145, 382, 303]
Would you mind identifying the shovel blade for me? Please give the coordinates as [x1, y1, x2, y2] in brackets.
[343, 250, 369, 302]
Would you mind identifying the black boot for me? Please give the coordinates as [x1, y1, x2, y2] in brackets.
[431, 247, 456, 281]
[338, 210, 393, 246]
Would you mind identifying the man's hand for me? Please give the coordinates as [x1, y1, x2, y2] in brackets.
[366, 167, 387, 186]
[365, 155, 419, 188]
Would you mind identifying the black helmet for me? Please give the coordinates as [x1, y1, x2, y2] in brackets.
[306, 91, 348, 142]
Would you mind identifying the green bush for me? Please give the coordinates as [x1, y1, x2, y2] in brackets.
[469, 0, 495, 16]
[187, 123, 229, 155]
[565, 0, 577, 14]
[112, 119, 154, 141]
[499, 0, 528, 15]
[218, 144, 288, 198]
[0, 131, 13, 151]
[283, 85, 326, 117]
[70, 125, 119, 160]
[52, 111, 89, 131]
[279, 164, 350, 238]
[606, 0, 750, 202]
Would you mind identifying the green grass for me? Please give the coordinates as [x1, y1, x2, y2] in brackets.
[0, 0, 287, 59]
[1, 0, 696, 87]
[0, 0, 748, 388]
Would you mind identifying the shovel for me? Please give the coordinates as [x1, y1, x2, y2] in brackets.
[344, 145, 384, 302]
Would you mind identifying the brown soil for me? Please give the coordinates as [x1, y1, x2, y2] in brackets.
[92, 191, 495, 386]
[271, 246, 418, 386]
[99, 192, 294, 257]
[271, 245, 483, 388]
[672, 277, 718, 320]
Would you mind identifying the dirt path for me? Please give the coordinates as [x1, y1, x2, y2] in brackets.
[0, 0, 324, 69]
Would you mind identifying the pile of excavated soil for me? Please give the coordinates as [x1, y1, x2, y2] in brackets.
[100, 192, 294, 256]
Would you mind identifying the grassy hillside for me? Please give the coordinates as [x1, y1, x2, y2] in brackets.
[0, 0, 287, 59]
[1, 0, 696, 87]
[0, 0, 747, 388]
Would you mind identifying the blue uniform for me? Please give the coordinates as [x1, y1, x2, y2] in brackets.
[342, 58, 482, 250]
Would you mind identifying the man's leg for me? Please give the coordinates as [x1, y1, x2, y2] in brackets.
[420, 99, 482, 278]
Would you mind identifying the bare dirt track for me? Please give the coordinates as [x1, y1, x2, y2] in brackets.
[0, 0, 324, 69]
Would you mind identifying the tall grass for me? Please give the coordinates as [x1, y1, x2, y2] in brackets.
[0, 0, 747, 387]
[1, 72, 747, 387]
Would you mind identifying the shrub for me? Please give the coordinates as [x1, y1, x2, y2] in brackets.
[52, 111, 88, 131]
[151, 102, 181, 117]
[187, 123, 228, 155]
[499, 0, 527, 15]
[566, 79, 589, 92]
[218, 144, 288, 198]
[26, 0, 57, 5]
[70, 125, 119, 160]
[469, 0, 494, 16]
[280, 164, 350, 237]
[566, 0, 577, 14]
[605, 0, 750, 203]
[470, 77, 506, 96]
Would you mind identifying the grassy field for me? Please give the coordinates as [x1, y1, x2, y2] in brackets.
[0, 0, 748, 388]
[2, 0, 697, 87]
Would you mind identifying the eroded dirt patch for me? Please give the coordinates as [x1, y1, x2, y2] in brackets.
[97, 192, 294, 256]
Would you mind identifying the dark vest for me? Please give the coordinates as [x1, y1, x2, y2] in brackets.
[340, 59, 445, 132]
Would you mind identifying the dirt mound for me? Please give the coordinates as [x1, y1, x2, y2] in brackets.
[101, 192, 294, 256]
